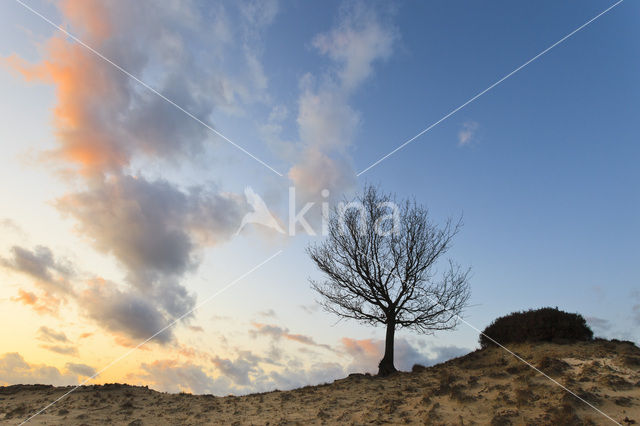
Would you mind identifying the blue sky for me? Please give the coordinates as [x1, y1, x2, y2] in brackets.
[0, 0, 638, 395]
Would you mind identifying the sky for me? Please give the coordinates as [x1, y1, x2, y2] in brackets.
[0, 0, 638, 396]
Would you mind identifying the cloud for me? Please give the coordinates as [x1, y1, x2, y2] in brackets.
[37, 327, 69, 343]
[285, 334, 320, 346]
[11, 289, 60, 315]
[8, 1, 258, 338]
[2, 246, 74, 315]
[287, 4, 397, 208]
[40, 345, 78, 356]
[268, 362, 345, 390]
[288, 138, 357, 203]
[134, 355, 284, 396]
[57, 175, 245, 318]
[46, 172, 245, 343]
[259, 105, 296, 160]
[77, 278, 174, 344]
[341, 337, 382, 373]
[296, 90, 360, 152]
[287, 79, 361, 204]
[65, 362, 96, 377]
[207, 350, 345, 394]
[312, 3, 396, 91]
[238, 0, 279, 34]
[458, 121, 478, 146]
[249, 322, 287, 339]
[58, 176, 243, 285]
[0, 353, 80, 386]
[4, 1, 275, 347]
[1, 246, 74, 292]
[299, 304, 320, 314]
[236, 0, 279, 101]
[4, 250, 181, 346]
[211, 355, 258, 386]
[257, 309, 277, 318]
[4, 0, 268, 176]
[424, 345, 470, 366]
[12, 289, 37, 306]
[134, 354, 282, 395]
[131, 334, 466, 396]
[136, 359, 219, 394]
[0, 218, 24, 236]
[2, 243, 180, 344]
[586, 316, 612, 334]
[250, 322, 333, 351]
[341, 337, 469, 373]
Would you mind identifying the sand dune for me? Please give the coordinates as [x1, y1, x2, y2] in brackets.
[1, 340, 639, 425]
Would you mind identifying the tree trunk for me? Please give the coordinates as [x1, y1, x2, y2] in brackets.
[377, 319, 397, 376]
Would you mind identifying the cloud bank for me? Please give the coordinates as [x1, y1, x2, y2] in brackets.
[0, 353, 93, 386]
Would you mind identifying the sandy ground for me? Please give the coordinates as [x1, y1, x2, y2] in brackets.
[1, 339, 639, 425]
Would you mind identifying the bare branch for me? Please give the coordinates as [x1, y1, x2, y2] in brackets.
[307, 184, 471, 339]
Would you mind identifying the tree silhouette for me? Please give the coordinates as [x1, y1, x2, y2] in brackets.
[308, 185, 471, 375]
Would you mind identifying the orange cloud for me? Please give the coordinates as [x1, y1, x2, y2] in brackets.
[3, 5, 129, 175]
[12, 289, 37, 305]
[251, 322, 334, 351]
[340, 337, 379, 358]
[176, 344, 212, 362]
[3, 0, 223, 177]
[113, 336, 151, 351]
[284, 333, 316, 345]
[11, 289, 60, 315]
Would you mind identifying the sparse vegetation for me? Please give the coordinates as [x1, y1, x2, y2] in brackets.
[538, 356, 571, 376]
[411, 364, 427, 373]
[479, 307, 593, 348]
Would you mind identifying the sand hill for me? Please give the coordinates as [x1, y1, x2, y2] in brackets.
[1, 339, 639, 425]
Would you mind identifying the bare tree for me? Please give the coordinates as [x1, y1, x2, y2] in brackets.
[307, 185, 470, 376]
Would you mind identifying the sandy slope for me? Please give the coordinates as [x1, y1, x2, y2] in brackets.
[1, 340, 639, 425]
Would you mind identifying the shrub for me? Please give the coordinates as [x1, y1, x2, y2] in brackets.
[479, 307, 593, 348]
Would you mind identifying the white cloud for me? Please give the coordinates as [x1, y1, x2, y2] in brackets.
[458, 121, 479, 146]
[288, 4, 397, 208]
[297, 90, 360, 152]
[312, 3, 396, 91]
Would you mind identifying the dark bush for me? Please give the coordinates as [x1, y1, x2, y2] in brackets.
[479, 307, 593, 349]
